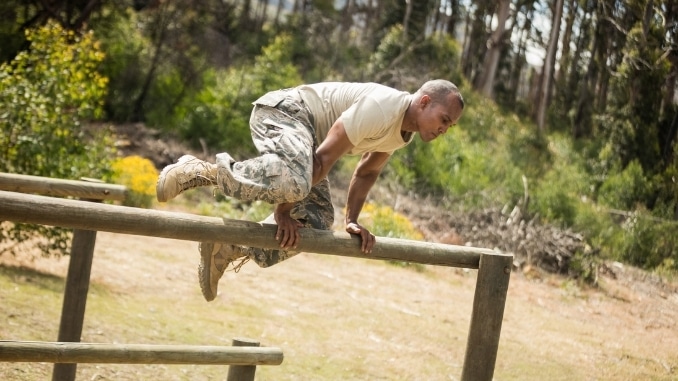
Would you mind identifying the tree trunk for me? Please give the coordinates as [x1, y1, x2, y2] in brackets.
[536, 0, 564, 133]
[403, 0, 412, 43]
[463, 3, 493, 81]
[132, 0, 171, 122]
[341, 0, 356, 34]
[274, 0, 283, 27]
[508, 6, 531, 104]
[475, 0, 511, 99]
[446, 0, 462, 37]
[662, 0, 678, 119]
[557, 0, 577, 82]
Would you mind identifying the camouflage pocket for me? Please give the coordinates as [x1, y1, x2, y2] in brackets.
[252, 90, 286, 108]
[263, 154, 282, 178]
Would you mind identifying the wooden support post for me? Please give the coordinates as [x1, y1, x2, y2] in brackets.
[461, 252, 512, 381]
[227, 338, 261, 381]
[52, 227, 98, 381]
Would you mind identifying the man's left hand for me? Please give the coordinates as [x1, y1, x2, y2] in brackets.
[346, 222, 376, 254]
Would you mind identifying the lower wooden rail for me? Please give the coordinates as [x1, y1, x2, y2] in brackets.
[0, 340, 284, 366]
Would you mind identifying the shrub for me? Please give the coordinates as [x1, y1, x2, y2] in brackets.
[0, 21, 113, 258]
[615, 212, 678, 270]
[529, 135, 592, 227]
[598, 160, 652, 210]
[177, 34, 303, 155]
[110, 156, 158, 208]
[367, 25, 462, 89]
[390, 96, 525, 209]
[0, 21, 110, 177]
[358, 203, 425, 270]
[360, 203, 424, 241]
[94, 7, 149, 123]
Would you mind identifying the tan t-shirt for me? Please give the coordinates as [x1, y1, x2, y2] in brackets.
[297, 82, 413, 155]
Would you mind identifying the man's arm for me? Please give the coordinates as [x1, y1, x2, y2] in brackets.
[345, 151, 391, 253]
[274, 119, 354, 249]
[312, 119, 355, 185]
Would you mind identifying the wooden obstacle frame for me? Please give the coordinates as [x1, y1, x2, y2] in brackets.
[0, 173, 513, 381]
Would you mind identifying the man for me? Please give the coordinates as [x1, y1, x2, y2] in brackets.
[157, 80, 464, 301]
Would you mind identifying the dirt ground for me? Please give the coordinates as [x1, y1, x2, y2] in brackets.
[2, 216, 677, 380]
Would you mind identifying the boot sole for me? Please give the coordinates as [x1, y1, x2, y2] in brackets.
[198, 242, 217, 302]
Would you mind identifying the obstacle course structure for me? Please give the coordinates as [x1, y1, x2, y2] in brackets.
[0, 173, 512, 380]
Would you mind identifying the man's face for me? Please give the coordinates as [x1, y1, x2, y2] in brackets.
[416, 94, 463, 143]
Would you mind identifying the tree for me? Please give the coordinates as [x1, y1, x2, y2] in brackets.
[535, 0, 564, 132]
[0, 21, 113, 257]
[0, 0, 105, 63]
[595, 1, 672, 201]
[474, 0, 512, 99]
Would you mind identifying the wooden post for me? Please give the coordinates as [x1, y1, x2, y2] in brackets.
[227, 338, 261, 381]
[52, 222, 98, 381]
[461, 252, 512, 381]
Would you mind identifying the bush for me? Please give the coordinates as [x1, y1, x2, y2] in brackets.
[598, 160, 652, 210]
[0, 21, 113, 258]
[358, 203, 425, 270]
[94, 7, 149, 123]
[177, 34, 303, 155]
[360, 203, 424, 241]
[614, 212, 678, 270]
[110, 156, 158, 208]
[529, 135, 592, 227]
[0, 21, 110, 177]
[367, 25, 462, 89]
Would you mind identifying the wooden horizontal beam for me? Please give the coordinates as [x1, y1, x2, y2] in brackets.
[0, 190, 495, 268]
[0, 341, 283, 365]
[0, 172, 126, 201]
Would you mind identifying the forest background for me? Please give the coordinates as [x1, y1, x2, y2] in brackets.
[0, 0, 677, 280]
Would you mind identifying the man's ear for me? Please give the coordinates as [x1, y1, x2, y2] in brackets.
[420, 94, 431, 108]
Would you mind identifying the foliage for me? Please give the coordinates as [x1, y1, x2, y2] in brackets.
[598, 160, 652, 211]
[529, 135, 592, 226]
[360, 203, 424, 241]
[176, 34, 303, 155]
[611, 212, 678, 270]
[110, 156, 158, 208]
[0, 1, 28, 63]
[390, 86, 525, 209]
[366, 24, 404, 81]
[93, 7, 150, 123]
[367, 25, 463, 89]
[359, 203, 425, 270]
[0, 21, 113, 257]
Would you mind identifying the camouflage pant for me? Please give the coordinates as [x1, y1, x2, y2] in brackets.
[215, 89, 334, 267]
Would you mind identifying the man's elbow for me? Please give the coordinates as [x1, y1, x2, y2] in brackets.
[353, 168, 381, 183]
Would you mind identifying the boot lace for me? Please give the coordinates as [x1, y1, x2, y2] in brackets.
[180, 174, 215, 192]
[229, 256, 250, 273]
